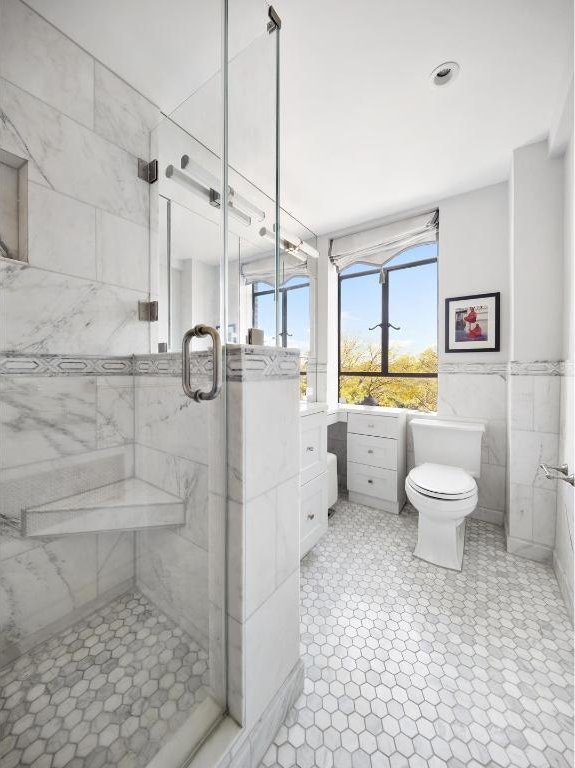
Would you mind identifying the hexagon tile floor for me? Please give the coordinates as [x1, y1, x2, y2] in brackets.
[0, 591, 209, 768]
[262, 499, 574, 768]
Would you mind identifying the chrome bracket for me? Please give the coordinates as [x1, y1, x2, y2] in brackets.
[138, 300, 158, 322]
[138, 158, 158, 184]
[267, 6, 281, 33]
[540, 463, 574, 486]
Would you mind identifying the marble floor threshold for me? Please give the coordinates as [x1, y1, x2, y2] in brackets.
[0, 591, 209, 768]
[262, 499, 574, 768]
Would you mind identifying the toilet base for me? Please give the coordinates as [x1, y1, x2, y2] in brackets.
[414, 515, 466, 571]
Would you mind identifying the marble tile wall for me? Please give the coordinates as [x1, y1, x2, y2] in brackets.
[0, 0, 159, 355]
[0, 0, 159, 665]
[507, 370, 561, 562]
[133, 375, 213, 651]
[437, 368, 507, 525]
[225, 350, 302, 735]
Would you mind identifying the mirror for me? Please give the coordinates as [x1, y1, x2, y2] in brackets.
[150, 114, 318, 400]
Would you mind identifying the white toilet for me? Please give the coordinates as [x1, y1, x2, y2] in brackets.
[406, 418, 485, 571]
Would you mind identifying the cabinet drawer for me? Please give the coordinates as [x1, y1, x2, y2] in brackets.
[348, 433, 397, 470]
[347, 462, 398, 501]
[301, 472, 328, 557]
[300, 413, 327, 485]
[348, 412, 398, 439]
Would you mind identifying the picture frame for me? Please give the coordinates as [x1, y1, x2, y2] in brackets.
[445, 292, 500, 353]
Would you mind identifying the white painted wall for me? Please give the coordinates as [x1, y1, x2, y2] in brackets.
[510, 141, 564, 361]
[438, 182, 509, 362]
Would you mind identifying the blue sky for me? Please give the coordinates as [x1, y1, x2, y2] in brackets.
[340, 243, 438, 356]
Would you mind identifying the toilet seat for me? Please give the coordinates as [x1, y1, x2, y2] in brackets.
[407, 463, 476, 501]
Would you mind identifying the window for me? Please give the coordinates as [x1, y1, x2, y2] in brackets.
[253, 276, 310, 397]
[338, 243, 438, 410]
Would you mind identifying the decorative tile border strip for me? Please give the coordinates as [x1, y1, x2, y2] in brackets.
[0, 347, 300, 382]
[438, 361, 508, 375]
[0, 353, 132, 376]
[439, 360, 569, 376]
[508, 360, 567, 376]
[226, 345, 300, 382]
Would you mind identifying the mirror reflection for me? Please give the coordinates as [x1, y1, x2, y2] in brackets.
[151, 115, 318, 399]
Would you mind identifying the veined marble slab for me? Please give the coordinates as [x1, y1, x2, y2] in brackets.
[0, 259, 148, 355]
[0, 375, 97, 470]
[27, 182, 96, 280]
[95, 208, 149, 293]
[0, 78, 148, 227]
[94, 63, 159, 158]
[0, 0, 94, 128]
[96, 376, 134, 449]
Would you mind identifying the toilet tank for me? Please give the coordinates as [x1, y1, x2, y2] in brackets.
[410, 418, 485, 477]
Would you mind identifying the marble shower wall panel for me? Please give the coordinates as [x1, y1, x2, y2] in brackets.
[0, 374, 97, 469]
[0, 528, 135, 663]
[0, 0, 95, 128]
[135, 443, 209, 552]
[96, 376, 135, 450]
[94, 63, 159, 158]
[0, 0, 160, 664]
[224, 349, 302, 731]
[134, 377, 212, 651]
[1, 260, 148, 354]
[137, 528, 209, 650]
[27, 182, 96, 279]
[508, 373, 561, 560]
[95, 209, 150, 293]
[0, 77, 149, 227]
[438, 370, 507, 523]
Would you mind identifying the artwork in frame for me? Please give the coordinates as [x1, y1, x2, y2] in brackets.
[445, 292, 500, 353]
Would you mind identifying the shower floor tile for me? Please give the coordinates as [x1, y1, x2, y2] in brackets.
[0, 591, 209, 768]
[262, 499, 573, 768]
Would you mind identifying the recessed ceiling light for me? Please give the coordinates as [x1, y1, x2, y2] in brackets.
[430, 61, 460, 87]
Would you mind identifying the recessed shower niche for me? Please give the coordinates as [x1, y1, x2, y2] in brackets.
[0, 149, 27, 262]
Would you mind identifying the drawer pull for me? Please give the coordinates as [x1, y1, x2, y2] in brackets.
[306, 446, 315, 452]
[368, 423, 375, 428]
[367, 479, 373, 484]
[307, 513, 315, 520]
[367, 449, 374, 454]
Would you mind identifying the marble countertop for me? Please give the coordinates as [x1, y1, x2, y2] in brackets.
[299, 401, 328, 416]
[298, 401, 436, 423]
[326, 403, 435, 425]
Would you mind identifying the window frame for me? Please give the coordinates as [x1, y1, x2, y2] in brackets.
[252, 278, 310, 347]
[338, 253, 438, 399]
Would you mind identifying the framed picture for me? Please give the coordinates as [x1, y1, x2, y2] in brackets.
[445, 292, 500, 353]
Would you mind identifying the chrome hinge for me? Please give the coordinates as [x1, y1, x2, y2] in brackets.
[138, 300, 158, 322]
[138, 158, 158, 184]
[267, 6, 281, 33]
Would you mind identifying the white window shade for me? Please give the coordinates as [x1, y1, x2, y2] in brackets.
[329, 210, 438, 272]
[241, 252, 309, 286]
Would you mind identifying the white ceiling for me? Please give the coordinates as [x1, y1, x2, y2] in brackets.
[27, 0, 573, 235]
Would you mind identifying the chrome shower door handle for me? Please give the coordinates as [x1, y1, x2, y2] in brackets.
[182, 325, 222, 402]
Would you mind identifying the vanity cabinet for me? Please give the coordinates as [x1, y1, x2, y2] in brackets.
[347, 410, 406, 514]
[300, 409, 328, 557]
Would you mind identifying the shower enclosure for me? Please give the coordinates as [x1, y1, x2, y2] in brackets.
[0, 0, 282, 765]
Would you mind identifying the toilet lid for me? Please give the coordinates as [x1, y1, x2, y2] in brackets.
[408, 463, 476, 500]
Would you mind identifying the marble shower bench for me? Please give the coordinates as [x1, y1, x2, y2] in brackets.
[22, 477, 185, 537]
